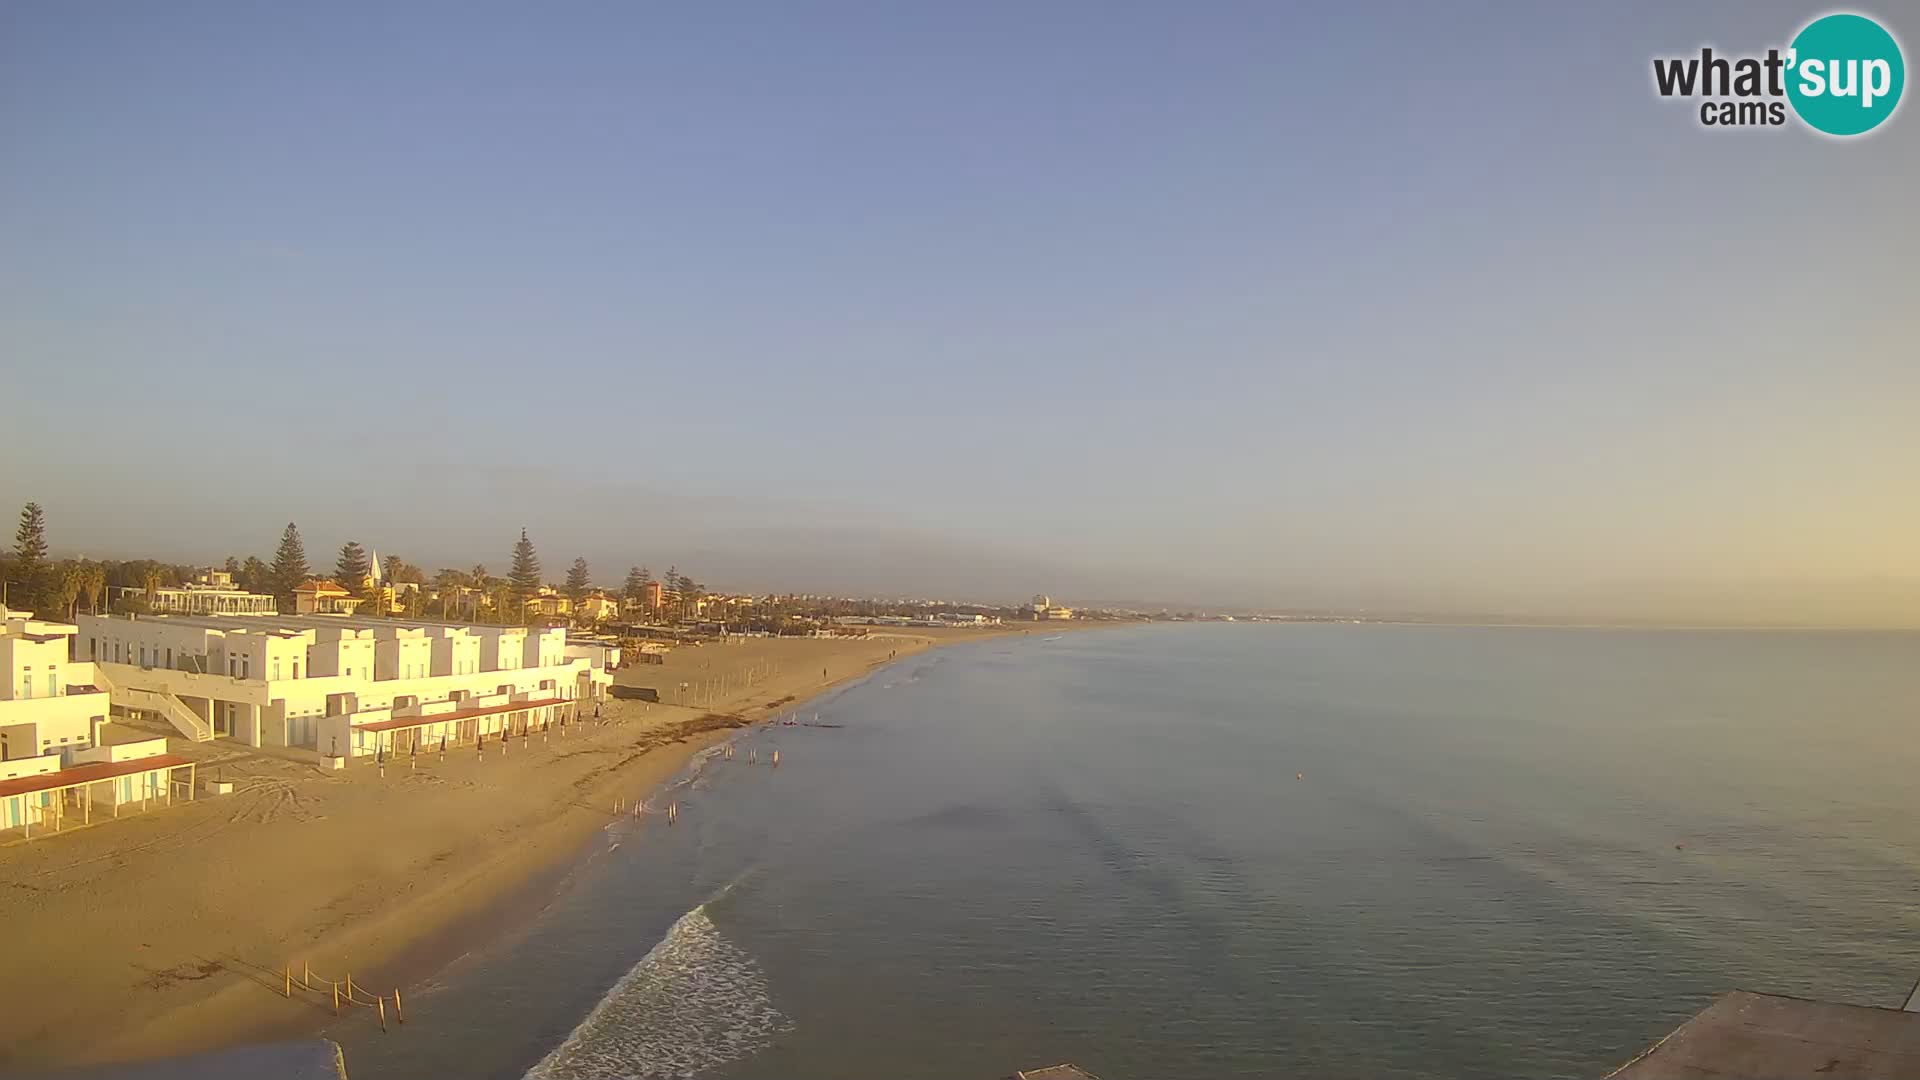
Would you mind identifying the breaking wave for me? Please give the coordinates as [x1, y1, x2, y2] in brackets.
[524, 904, 788, 1079]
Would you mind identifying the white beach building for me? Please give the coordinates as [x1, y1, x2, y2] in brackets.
[0, 606, 194, 838]
[73, 611, 613, 757]
[114, 569, 277, 616]
[1, 606, 111, 763]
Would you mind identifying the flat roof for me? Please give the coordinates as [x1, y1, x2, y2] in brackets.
[0, 754, 193, 800]
[83, 612, 554, 636]
[1607, 991, 1920, 1079]
[355, 696, 567, 734]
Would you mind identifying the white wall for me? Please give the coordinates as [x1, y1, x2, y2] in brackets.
[75, 615, 221, 672]
[375, 635, 433, 681]
[430, 631, 481, 677]
[473, 627, 527, 672]
[0, 752, 61, 781]
[522, 627, 563, 670]
[0, 690, 107, 761]
[2, 632, 71, 700]
[72, 735, 168, 765]
[307, 630, 376, 679]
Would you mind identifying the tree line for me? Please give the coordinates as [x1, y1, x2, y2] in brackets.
[3, 503, 708, 629]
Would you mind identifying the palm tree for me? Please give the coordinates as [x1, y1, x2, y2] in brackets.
[469, 564, 488, 620]
[143, 566, 162, 608]
[82, 563, 106, 615]
[53, 563, 84, 620]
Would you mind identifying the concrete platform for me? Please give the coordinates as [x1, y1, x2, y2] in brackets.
[1608, 990, 1920, 1079]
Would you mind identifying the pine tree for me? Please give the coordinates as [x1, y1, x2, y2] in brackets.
[623, 566, 647, 601]
[269, 522, 309, 610]
[335, 541, 370, 591]
[565, 557, 591, 601]
[509, 529, 542, 596]
[12, 502, 49, 612]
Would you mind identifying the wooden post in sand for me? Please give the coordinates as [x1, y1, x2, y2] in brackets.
[332, 981, 339, 1014]
[394, 987, 405, 1023]
[285, 965, 292, 997]
[303, 961, 312, 990]
[378, 996, 387, 1032]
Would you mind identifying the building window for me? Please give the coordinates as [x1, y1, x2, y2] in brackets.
[19, 676, 31, 699]
[273, 661, 281, 680]
[293, 661, 301, 678]
[89, 639, 97, 660]
[167, 648, 173, 669]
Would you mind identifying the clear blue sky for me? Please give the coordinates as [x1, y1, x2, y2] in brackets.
[3, 2, 1915, 620]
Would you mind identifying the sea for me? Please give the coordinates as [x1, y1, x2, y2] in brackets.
[336, 622, 1920, 1080]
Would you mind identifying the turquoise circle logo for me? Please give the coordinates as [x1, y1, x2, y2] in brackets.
[1786, 13, 1905, 136]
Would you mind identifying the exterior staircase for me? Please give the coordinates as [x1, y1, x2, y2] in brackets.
[92, 667, 214, 742]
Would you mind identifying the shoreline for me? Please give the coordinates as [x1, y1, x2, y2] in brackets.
[0, 623, 1117, 1071]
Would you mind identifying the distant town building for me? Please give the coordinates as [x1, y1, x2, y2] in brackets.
[574, 592, 619, 623]
[524, 589, 573, 619]
[1030, 594, 1072, 620]
[292, 580, 363, 615]
[116, 570, 277, 616]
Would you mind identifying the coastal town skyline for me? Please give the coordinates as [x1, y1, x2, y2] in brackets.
[5, 499, 1916, 628]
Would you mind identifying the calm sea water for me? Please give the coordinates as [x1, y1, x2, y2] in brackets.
[339, 624, 1920, 1080]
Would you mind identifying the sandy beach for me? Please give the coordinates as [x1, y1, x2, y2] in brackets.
[0, 625, 1076, 1070]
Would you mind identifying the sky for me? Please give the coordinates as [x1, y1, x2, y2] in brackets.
[2, 2, 1916, 623]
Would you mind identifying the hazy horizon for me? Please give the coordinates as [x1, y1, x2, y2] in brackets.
[4, 3, 1915, 626]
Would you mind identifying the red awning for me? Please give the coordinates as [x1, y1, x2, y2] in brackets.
[0, 755, 193, 800]
[355, 697, 566, 734]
